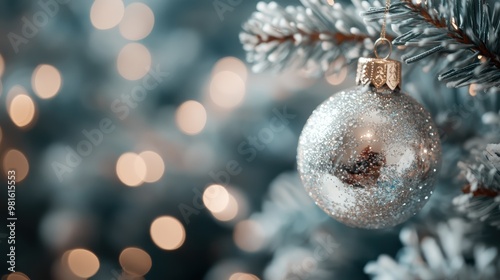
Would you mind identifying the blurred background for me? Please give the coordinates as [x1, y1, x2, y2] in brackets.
[0, 0, 340, 279]
[0, 0, 499, 280]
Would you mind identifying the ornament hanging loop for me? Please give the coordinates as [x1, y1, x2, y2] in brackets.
[374, 0, 392, 60]
[356, 0, 401, 90]
[374, 38, 392, 59]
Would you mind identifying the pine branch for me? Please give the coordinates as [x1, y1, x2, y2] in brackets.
[363, 0, 500, 89]
[253, 31, 367, 47]
[247, 172, 327, 247]
[404, 0, 500, 68]
[365, 219, 500, 279]
[240, 0, 382, 76]
[454, 144, 500, 228]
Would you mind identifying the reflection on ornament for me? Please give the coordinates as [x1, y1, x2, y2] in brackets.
[337, 146, 386, 188]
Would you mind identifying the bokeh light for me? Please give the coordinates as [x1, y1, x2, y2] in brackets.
[3, 149, 29, 182]
[211, 191, 239, 222]
[469, 83, 477, 96]
[0, 53, 5, 77]
[32, 64, 62, 99]
[8, 92, 36, 128]
[119, 247, 152, 276]
[90, 0, 125, 30]
[116, 152, 147, 187]
[210, 71, 246, 109]
[150, 216, 186, 250]
[117, 43, 152, 80]
[234, 220, 266, 252]
[119, 3, 155, 40]
[325, 68, 348, 86]
[138, 151, 165, 183]
[66, 249, 100, 278]
[6, 272, 30, 280]
[212, 57, 248, 81]
[175, 100, 207, 135]
[203, 184, 230, 213]
[229, 273, 260, 280]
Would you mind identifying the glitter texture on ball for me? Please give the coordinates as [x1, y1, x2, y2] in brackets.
[297, 86, 441, 229]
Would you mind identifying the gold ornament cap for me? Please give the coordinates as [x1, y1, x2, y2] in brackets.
[355, 57, 401, 90]
[355, 38, 401, 90]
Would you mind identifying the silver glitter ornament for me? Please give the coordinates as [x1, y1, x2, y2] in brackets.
[297, 57, 441, 229]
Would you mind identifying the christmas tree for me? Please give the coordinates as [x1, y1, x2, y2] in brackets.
[1, 0, 499, 279]
[238, 0, 500, 279]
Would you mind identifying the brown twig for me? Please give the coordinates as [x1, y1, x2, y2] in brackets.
[254, 31, 368, 45]
[462, 184, 499, 197]
[404, 0, 500, 69]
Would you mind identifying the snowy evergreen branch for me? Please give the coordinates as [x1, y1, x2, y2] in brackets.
[365, 219, 500, 279]
[247, 172, 327, 248]
[454, 143, 500, 228]
[239, 0, 382, 76]
[363, 0, 500, 89]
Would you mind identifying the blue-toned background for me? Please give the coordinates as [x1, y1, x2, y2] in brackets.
[1, 0, 500, 280]
[0, 1, 343, 279]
